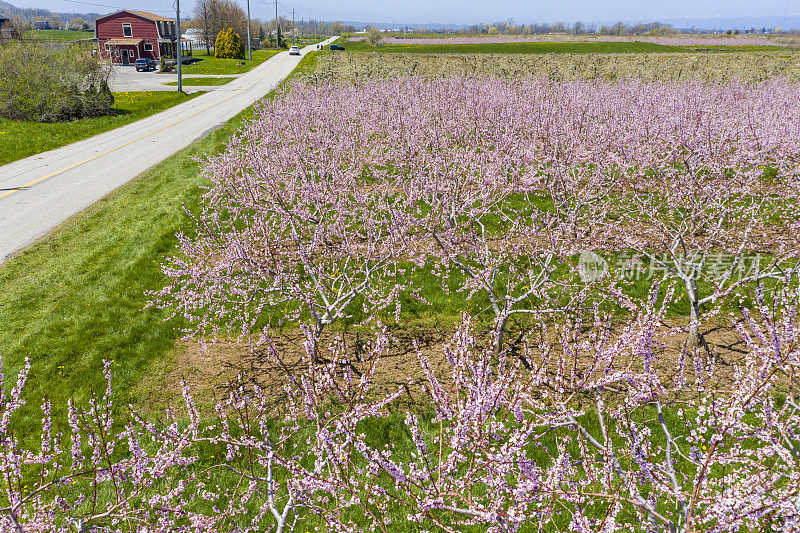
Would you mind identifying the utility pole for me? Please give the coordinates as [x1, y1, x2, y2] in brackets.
[274, 0, 279, 50]
[246, 0, 252, 60]
[176, 0, 182, 92]
[292, 9, 295, 45]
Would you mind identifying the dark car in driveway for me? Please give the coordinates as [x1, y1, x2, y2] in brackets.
[135, 58, 156, 72]
[330, 44, 345, 51]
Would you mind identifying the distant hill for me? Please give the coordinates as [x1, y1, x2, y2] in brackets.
[0, 0, 100, 23]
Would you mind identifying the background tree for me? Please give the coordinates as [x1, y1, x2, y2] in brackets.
[364, 25, 383, 46]
[191, 0, 247, 55]
[67, 17, 86, 31]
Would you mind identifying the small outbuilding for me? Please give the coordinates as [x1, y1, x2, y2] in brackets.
[95, 10, 192, 65]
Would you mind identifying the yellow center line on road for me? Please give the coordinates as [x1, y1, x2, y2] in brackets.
[0, 53, 292, 202]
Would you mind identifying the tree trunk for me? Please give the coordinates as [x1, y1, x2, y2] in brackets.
[493, 313, 509, 355]
[687, 290, 711, 355]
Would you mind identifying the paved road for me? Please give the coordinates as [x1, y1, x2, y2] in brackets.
[0, 39, 335, 262]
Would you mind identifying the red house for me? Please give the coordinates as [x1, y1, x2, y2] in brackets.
[95, 10, 192, 65]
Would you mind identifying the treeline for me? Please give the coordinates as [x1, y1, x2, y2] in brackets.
[188, 0, 348, 53]
[455, 20, 678, 35]
[407, 20, 787, 36]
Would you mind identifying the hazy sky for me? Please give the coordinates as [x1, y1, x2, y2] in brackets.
[8, 0, 800, 25]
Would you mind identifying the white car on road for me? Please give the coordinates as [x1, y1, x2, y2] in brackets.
[289, 45, 300, 56]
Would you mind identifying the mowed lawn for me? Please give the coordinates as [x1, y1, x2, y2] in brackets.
[165, 76, 236, 86]
[0, 91, 199, 166]
[336, 39, 783, 54]
[181, 49, 279, 75]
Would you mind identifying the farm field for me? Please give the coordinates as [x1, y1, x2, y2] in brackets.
[0, 53, 321, 441]
[357, 32, 795, 47]
[334, 36, 783, 54]
[180, 49, 279, 75]
[3, 46, 800, 531]
[0, 91, 200, 166]
[307, 50, 800, 81]
[23, 29, 94, 40]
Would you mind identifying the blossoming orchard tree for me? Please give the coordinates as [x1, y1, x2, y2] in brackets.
[154, 101, 414, 346]
[407, 161, 615, 353]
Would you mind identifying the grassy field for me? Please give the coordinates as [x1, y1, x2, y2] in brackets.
[24, 29, 94, 41]
[0, 91, 200, 166]
[181, 49, 278, 75]
[165, 76, 236, 86]
[334, 38, 783, 54]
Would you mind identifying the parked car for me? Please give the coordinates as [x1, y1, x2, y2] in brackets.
[289, 45, 300, 55]
[134, 58, 155, 72]
[330, 44, 345, 51]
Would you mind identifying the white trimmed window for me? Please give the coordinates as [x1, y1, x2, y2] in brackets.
[104, 43, 110, 50]
[144, 42, 153, 51]
[122, 23, 132, 37]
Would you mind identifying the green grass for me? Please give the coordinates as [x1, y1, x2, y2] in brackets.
[0, 91, 200, 166]
[165, 76, 236, 86]
[24, 29, 94, 41]
[0, 105, 254, 438]
[335, 38, 783, 54]
[181, 49, 278, 75]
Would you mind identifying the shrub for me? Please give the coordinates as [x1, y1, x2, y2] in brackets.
[0, 42, 113, 122]
[214, 27, 244, 59]
[364, 25, 384, 47]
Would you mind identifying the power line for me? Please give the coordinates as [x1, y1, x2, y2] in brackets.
[62, 0, 126, 9]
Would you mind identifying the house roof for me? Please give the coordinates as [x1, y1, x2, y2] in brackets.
[97, 10, 175, 23]
[127, 10, 174, 22]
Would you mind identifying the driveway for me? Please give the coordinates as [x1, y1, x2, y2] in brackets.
[0, 38, 337, 262]
[110, 65, 241, 93]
